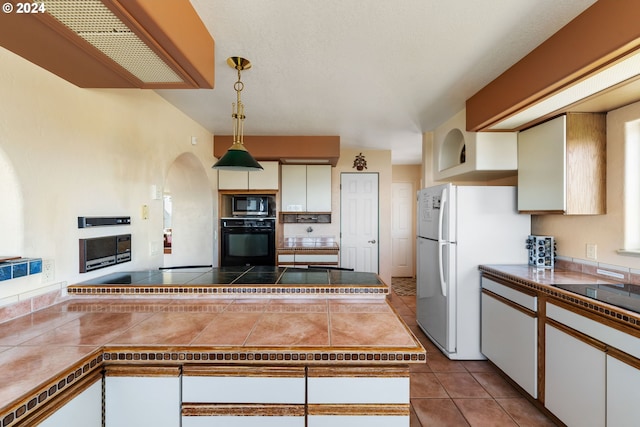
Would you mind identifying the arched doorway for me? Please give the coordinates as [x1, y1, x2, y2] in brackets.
[0, 148, 24, 256]
[163, 153, 214, 268]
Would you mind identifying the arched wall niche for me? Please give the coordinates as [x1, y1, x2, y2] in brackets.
[163, 152, 214, 268]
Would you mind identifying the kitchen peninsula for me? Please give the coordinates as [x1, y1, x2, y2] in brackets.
[479, 263, 640, 427]
[0, 267, 424, 427]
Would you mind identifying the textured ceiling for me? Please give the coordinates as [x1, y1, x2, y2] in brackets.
[156, 0, 597, 164]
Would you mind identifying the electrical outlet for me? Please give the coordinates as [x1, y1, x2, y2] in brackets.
[586, 243, 597, 260]
[42, 259, 54, 282]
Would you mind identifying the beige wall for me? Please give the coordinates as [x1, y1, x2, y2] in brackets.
[335, 149, 393, 284]
[533, 102, 640, 271]
[0, 47, 217, 303]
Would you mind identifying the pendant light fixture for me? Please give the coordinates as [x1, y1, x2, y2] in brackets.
[212, 57, 263, 171]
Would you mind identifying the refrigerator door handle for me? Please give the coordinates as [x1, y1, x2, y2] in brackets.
[437, 187, 447, 243]
[437, 187, 448, 297]
[438, 241, 447, 297]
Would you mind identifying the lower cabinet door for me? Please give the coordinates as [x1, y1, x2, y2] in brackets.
[307, 415, 408, 427]
[306, 367, 410, 427]
[38, 378, 102, 427]
[544, 324, 605, 427]
[104, 366, 181, 427]
[182, 416, 305, 427]
[607, 353, 640, 427]
[481, 290, 537, 398]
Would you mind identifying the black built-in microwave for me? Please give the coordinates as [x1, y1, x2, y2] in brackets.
[232, 195, 269, 216]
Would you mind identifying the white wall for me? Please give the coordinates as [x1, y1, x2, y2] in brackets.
[0, 47, 217, 302]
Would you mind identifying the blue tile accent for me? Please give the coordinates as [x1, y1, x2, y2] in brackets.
[0, 264, 11, 281]
[12, 262, 28, 278]
[28, 258, 42, 275]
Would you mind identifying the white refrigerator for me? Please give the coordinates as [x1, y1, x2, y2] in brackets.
[416, 183, 530, 360]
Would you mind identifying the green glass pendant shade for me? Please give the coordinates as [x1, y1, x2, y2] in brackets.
[212, 145, 263, 171]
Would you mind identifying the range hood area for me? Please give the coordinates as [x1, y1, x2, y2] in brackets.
[214, 135, 341, 167]
[0, 0, 214, 89]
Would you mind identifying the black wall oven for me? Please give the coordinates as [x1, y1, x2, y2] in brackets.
[220, 218, 276, 266]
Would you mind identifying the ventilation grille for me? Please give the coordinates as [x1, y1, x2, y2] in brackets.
[43, 0, 185, 84]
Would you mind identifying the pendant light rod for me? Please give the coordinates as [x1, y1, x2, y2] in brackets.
[212, 57, 263, 171]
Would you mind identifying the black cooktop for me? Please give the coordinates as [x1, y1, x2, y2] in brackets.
[78, 266, 383, 287]
[554, 283, 640, 314]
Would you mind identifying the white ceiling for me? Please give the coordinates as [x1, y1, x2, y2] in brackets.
[155, 0, 597, 165]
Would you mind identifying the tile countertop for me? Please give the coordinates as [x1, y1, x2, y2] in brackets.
[479, 264, 640, 326]
[0, 275, 425, 423]
[67, 266, 387, 298]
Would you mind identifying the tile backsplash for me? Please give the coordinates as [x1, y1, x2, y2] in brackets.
[0, 258, 42, 282]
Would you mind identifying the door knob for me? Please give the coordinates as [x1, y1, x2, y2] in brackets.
[368, 239, 376, 244]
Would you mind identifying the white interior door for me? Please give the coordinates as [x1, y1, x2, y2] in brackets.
[340, 173, 379, 273]
[391, 182, 414, 277]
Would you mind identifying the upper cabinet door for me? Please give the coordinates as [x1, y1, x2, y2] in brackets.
[248, 161, 279, 190]
[281, 165, 332, 212]
[517, 115, 567, 212]
[218, 169, 248, 190]
[517, 113, 606, 215]
[306, 165, 332, 212]
[218, 161, 279, 190]
[281, 165, 307, 211]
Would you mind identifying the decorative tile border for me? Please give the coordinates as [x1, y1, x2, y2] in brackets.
[66, 284, 389, 298]
[102, 348, 426, 364]
[1, 351, 103, 427]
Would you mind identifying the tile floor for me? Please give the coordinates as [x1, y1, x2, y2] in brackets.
[387, 290, 559, 427]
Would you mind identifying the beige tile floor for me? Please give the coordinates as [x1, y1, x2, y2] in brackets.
[387, 290, 559, 427]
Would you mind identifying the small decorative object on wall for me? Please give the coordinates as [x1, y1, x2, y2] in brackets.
[353, 152, 367, 171]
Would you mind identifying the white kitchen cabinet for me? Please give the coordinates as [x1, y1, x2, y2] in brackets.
[306, 165, 332, 211]
[307, 415, 408, 427]
[517, 113, 606, 214]
[104, 366, 181, 427]
[281, 165, 331, 212]
[182, 366, 305, 427]
[607, 353, 640, 427]
[307, 366, 410, 427]
[480, 277, 537, 398]
[183, 416, 303, 427]
[218, 161, 279, 190]
[38, 378, 102, 427]
[544, 322, 605, 427]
